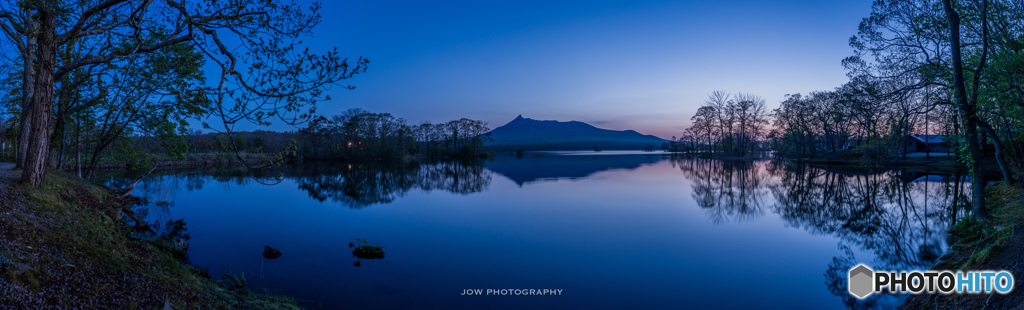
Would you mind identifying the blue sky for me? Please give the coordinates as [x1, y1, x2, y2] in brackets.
[246, 0, 872, 139]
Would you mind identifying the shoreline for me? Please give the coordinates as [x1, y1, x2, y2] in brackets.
[900, 182, 1024, 309]
[0, 163, 300, 309]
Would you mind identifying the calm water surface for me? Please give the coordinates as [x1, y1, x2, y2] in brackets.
[118, 153, 969, 309]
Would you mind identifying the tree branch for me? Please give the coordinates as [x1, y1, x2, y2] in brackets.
[57, 0, 131, 44]
[56, 34, 192, 78]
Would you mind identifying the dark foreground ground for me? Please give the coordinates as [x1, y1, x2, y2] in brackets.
[902, 184, 1024, 309]
[0, 163, 299, 309]
[902, 229, 1024, 309]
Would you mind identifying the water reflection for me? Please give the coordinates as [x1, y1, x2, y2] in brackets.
[112, 156, 972, 309]
[769, 163, 965, 267]
[676, 158, 967, 309]
[116, 161, 493, 211]
[295, 161, 492, 207]
[786, 168, 968, 309]
[670, 157, 969, 308]
[485, 154, 662, 185]
[673, 158, 769, 224]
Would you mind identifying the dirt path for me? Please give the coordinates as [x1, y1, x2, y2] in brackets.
[0, 162, 15, 177]
[0, 162, 23, 212]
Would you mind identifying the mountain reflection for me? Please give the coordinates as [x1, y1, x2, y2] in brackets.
[485, 154, 663, 186]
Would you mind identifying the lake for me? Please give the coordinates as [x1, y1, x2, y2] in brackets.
[114, 152, 970, 309]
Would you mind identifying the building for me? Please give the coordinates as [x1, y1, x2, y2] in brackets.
[904, 134, 949, 153]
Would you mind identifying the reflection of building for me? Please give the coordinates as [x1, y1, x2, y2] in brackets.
[842, 136, 862, 150]
[904, 135, 949, 153]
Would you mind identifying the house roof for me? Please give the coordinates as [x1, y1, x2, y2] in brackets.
[910, 134, 946, 144]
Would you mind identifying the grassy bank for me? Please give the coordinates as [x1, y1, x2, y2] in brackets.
[902, 183, 1024, 309]
[0, 165, 299, 309]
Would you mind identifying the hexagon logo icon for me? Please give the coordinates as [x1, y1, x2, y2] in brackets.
[848, 264, 875, 299]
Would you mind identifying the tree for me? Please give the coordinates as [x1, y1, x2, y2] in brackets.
[732, 93, 768, 157]
[771, 93, 817, 158]
[691, 105, 717, 156]
[941, 0, 991, 219]
[847, 0, 1002, 219]
[0, 0, 368, 187]
[70, 39, 207, 179]
[706, 91, 734, 155]
[684, 91, 766, 157]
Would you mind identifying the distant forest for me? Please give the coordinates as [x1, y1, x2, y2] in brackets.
[668, 0, 1024, 219]
[138, 108, 493, 166]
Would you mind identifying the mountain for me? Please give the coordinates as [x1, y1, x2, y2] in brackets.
[486, 115, 669, 150]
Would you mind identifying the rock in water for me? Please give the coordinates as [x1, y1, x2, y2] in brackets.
[354, 261, 361, 267]
[263, 246, 282, 259]
[352, 245, 385, 259]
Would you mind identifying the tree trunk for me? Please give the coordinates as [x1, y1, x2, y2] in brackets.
[964, 118, 987, 220]
[16, 39, 36, 169]
[978, 121, 1014, 184]
[20, 6, 56, 188]
[943, 0, 988, 220]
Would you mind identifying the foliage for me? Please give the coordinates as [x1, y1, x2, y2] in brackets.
[989, 183, 1024, 226]
[299, 109, 491, 160]
[0, 0, 368, 186]
[109, 138, 156, 177]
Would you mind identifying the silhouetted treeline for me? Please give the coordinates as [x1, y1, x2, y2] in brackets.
[299, 108, 491, 160]
[674, 0, 1024, 218]
[678, 91, 770, 158]
[180, 130, 294, 154]
[768, 80, 955, 162]
[120, 109, 493, 164]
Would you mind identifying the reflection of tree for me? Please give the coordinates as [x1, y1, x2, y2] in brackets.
[672, 158, 971, 309]
[765, 161, 969, 309]
[769, 163, 966, 268]
[121, 161, 492, 231]
[112, 173, 205, 241]
[297, 163, 419, 207]
[415, 162, 492, 195]
[673, 158, 769, 224]
[294, 161, 492, 208]
[823, 242, 906, 309]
